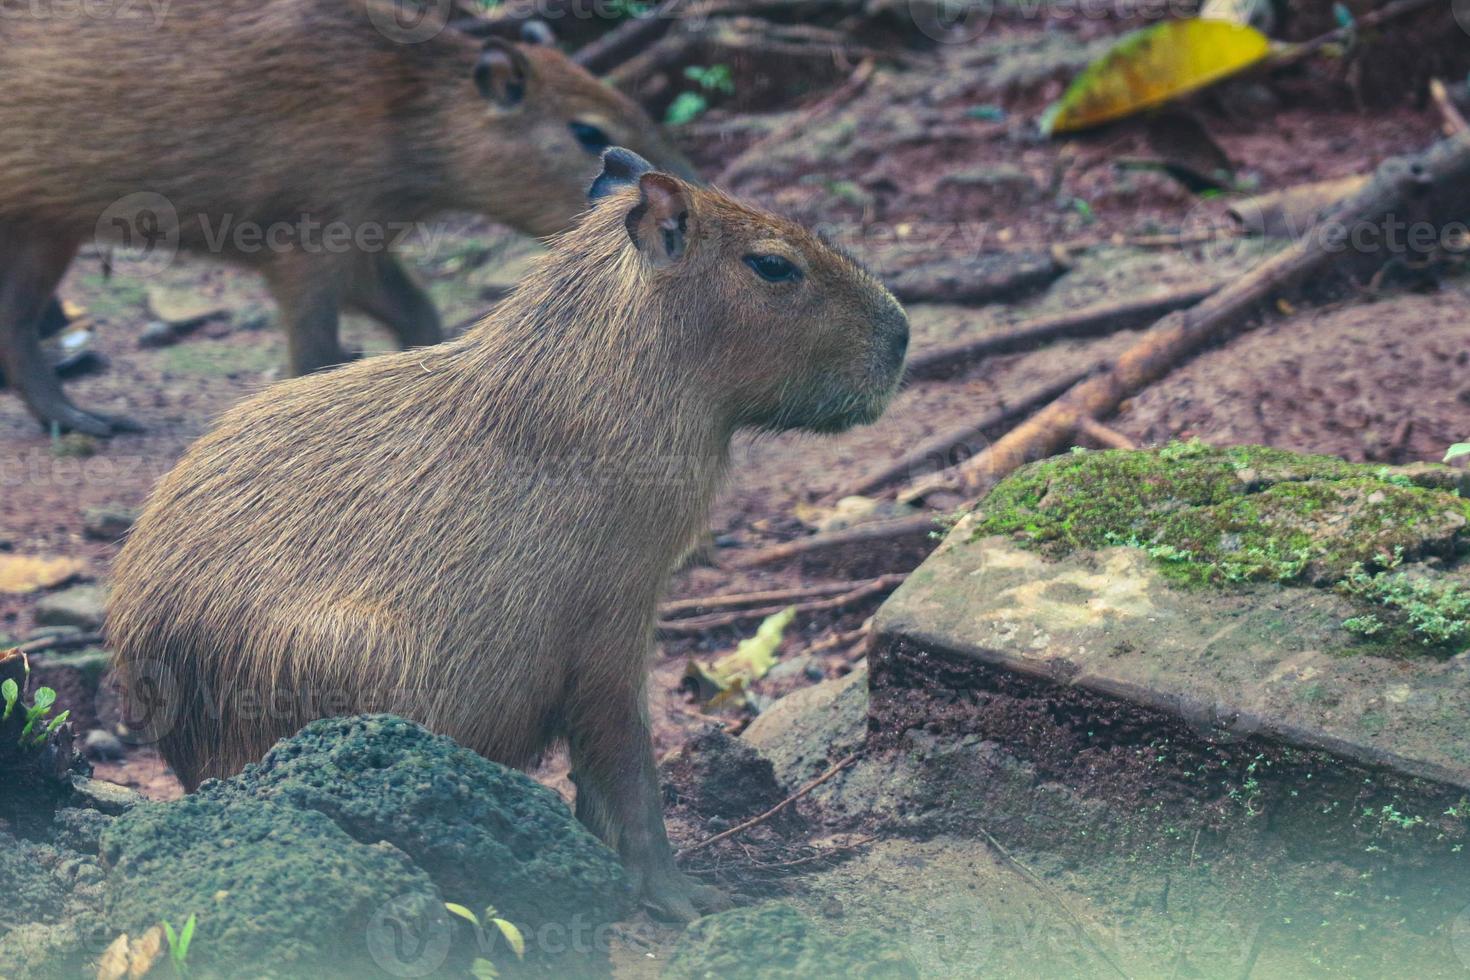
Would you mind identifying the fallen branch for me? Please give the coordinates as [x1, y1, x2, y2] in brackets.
[716, 58, 876, 185]
[903, 285, 1217, 381]
[660, 578, 878, 619]
[1076, 417, 1137, 450]
[17, 632, 105, 655]
[1227, 176, 1369, 239]
[677, 752, 861, 856]
[836, 368, 1096, 501]
[732, 513, 937, 570]
[899, 133, 1470, 503]
[656, 574, 906, 634]
[572, 0, 687, 74]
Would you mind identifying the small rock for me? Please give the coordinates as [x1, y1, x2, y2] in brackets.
[70, 775, 144, 816]
[34, 584, 107, 632]
[136, 321, 179, 349]
[145, 285, 226, 330]
[82, 506, 138, 541]
[83, 729, 126, 762]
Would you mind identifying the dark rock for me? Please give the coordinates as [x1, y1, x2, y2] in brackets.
[136, 320, 179, 348]
[0, 829, 108, 980]
[82, 505, 138, 541]
[210, 714, 631, 937]
[51, 805, 117, 855]
[101, 796, 451, 980]
[34, 584, 106, 632]
[69, 775, 144, 816]
[664, 903, 917, 979]
[883, 252, 1063, 306]
[82, 728, 125, 761]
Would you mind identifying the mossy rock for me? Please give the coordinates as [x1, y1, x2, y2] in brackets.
[663, 903, 917, 979]
[205, 715, 630, 935]
[100, 796, 451, 980]
[970, 444, 1470, 651]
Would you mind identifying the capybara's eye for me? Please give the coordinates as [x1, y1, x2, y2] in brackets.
[569, 121, 611, 155]
[744, 253, 801, 283]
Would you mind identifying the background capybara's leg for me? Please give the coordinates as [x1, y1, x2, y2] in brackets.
[263, 255, 351, 375]
[0, 232, 139, 435]
[566, 678, 729, 922]
[346, 251, 443, 351]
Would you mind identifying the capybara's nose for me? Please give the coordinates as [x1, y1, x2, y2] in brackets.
[884, 309, 910, 368]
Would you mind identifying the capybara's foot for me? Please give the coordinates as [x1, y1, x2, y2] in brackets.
[633, 867, 732, 923]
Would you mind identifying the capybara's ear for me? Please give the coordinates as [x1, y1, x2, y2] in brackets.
[588, 147, 654, 202]
[519, 19, 555, 45]
[627, 172, 691, 268]
[474, 39, 528, 108]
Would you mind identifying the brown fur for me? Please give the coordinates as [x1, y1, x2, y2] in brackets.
[0, 0, 694, 435]
[106, 166, 908, 918]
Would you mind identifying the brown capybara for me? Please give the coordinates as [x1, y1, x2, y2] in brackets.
[107, 148, 909, 920]
[0, 0, 695, 436]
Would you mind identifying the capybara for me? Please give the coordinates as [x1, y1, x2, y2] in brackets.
[107, 149, 909, 920]
[0, 0, 694, 435]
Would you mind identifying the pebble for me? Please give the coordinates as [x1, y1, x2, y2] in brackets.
[82, 729, 126, 762]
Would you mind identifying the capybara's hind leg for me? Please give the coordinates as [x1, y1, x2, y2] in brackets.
[0, 232, 141, 435]
[566, 678, 731, 922]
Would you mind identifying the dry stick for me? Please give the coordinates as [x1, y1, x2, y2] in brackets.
[974, 826, 1132, 980]
[716, 58, 876, 186]
[571, 0, 688, 74]
[656, 574, 906, 634]
[837, 368, 1097, 502]
[1076, 416, 1137, 450]
[677, 752, 861, 857]
[899, 133, 1470, 505]
[659, 578, 877, 618]
[1430, 78, 1470, 137]
[733, 512, 938, 570]
[17, 632, 105, 655]
[903, 284, 1219, 381]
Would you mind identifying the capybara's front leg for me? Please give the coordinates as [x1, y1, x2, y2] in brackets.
[567, 680, 729, 923]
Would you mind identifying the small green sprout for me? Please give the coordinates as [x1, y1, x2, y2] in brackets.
[445, 902, 525, 973]
[162, 913, 197, 978]
[1, 677, 18, 721]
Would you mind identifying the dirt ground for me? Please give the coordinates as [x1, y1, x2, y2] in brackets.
[3, 9, 1469, 975]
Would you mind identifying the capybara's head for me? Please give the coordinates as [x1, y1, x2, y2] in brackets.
[586, 148, 908, 434]
[446, 31, 699, 238]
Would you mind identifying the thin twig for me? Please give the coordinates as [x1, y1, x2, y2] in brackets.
[657, 574, 906, 635]
[17, 632, 105, 655]
[1076, 417, 1137, 450]
[677, 753, 861, 856]
[1265, 0, 1437, 72]
[975, 826, 1132, 980]
[660, 578, 880, 619]
[689, 835, 877, 875]
[733, 514, 937, 570]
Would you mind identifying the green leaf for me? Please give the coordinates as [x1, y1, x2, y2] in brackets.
[162, 920, 179, 952]
[178, 913, 196, 960]
[32, 687, 55, 712]
[35, 710, 69, 745]
[1041, 19, 1272, 135]
[664, 91, 708, 127]
[1, 678, 17, 721]
[491, 918, 526, 960]
[471, 958, 499, 980]
[1444, 443, 1470, 463]
[444, 902, 480, 927]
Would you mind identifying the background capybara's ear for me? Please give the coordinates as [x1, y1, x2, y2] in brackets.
[588, 147, 654, 202]
[473, 39, 528, 108]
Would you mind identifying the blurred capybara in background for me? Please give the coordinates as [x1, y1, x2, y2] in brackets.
[0, 0, 695, 435]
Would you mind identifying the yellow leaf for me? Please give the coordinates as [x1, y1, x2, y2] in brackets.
[686, 606, 796, 706]
[0, 554, 87, 594]
[1042, 20, 1271, 135]
[96, 934, 131, 980]
[128, 925, 165, 980]
[444, 902, 480, 926]
[491, 918, 526, 960]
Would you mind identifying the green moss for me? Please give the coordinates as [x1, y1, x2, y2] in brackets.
[971, 443, 1470, 652]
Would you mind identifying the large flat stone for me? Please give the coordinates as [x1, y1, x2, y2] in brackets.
[876, 517, 1470, 791]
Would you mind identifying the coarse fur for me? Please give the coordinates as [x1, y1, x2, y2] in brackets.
[107, 162, 908, 919]
[0, 0, 694, 435]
